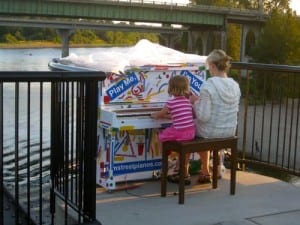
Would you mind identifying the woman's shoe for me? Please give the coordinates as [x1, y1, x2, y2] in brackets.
[167, 174, 191, 185]
[198, 172, 211, 184]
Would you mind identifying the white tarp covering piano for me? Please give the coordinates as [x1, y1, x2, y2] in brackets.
[49, 39, 207, 190]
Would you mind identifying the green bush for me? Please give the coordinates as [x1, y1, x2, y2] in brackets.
[4, 33, 18, 43]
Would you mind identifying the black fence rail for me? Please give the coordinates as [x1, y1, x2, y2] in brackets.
[231, 62, 300, 176]
[0, 71, 106, 225]
[1, 64, 300, 225]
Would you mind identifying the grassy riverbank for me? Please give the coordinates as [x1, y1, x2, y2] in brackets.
[0, 41, 130, 49]
[0, 41, 61, 49]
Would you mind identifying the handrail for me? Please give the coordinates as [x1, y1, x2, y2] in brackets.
[0, 71, 106, 81]
[46, 0, 265, 16]
[0, 70, 106, 225]
[1, 62, 299, 225]
[230, 62, 300, 177]
[232, 62, 300, 73]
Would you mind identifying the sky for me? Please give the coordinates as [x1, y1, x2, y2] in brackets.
[290, 0, 300, 15]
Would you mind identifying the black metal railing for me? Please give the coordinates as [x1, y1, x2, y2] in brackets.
[231, 62, 300, 176]
[0, 71, 106, 225]
[1, 63, 299, 225]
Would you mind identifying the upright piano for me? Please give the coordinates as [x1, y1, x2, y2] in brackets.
[97, 64, 206, 190]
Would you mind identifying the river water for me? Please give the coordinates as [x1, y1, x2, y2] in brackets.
[0, 48, 101, 187]
[0, 47, 103, 71]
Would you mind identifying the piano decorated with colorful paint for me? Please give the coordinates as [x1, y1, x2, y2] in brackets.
[97, 63, 207, 190]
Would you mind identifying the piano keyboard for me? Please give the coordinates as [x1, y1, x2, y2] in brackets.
[99, 106, 172, 130]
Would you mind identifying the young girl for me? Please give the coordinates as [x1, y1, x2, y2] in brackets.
[151, 75, 195, 184]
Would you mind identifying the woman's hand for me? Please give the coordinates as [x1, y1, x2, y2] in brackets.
[190, 94, 200, 104]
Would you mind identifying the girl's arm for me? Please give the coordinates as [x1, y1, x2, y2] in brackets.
[151, 106, 170, 119]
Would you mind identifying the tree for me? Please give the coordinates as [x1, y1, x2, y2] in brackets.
[4, 33, 18, 44]
[70, 30, 99, 44]
[226, 24, 241, 61]
[105, 31, 158, 45]
[249, 10, 300, 65]
[0, 27, 22, 42]
[263, 0, 291, 13]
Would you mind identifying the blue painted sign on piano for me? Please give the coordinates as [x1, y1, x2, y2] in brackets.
[181, 70, 206, 94]
[105, 72, 139, 100]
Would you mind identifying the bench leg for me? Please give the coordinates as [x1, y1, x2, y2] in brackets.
[212, 150, 218, 189]
[161, 145, 168, 197]
[178, 150, 186, 204]
[230, 145, 237, 195]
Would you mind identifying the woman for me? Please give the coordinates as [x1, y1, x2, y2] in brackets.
[190, 49, 241, 183]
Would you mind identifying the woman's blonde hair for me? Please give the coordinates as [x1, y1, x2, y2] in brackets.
[168, 75, 189, 96]
[206, 49, 232, 72]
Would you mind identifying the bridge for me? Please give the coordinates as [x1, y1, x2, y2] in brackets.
[0, 17, 188, 33]
[0, 0, 267, 58]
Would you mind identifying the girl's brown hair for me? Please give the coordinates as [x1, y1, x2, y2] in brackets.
[168, 75, 189, 96]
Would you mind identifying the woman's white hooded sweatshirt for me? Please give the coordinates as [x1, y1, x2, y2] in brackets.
[193, 76, 241, 138]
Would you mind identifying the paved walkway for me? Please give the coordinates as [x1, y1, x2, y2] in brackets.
[95, 171, 300, 225]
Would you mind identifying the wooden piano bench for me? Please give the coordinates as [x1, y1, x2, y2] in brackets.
[160, 136, 238, 204]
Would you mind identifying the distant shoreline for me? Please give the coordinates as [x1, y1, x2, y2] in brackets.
[0, 41, 60, 49]
[0, 42, 131, 49]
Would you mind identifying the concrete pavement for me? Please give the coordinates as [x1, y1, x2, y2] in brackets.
[95, 171, 300, 225]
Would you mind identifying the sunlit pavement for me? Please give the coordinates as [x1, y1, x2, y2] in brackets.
[95, 171, 300, 225]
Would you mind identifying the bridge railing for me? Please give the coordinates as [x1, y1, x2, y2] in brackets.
[47, 0, 262, 13]
[231, 62, 300, 176]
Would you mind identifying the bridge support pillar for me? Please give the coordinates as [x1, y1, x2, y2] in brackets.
[187, 31, 193, 53]
[220, 20, 227, 51]
[240, 24, 261, 62]
[240, 25, 248, 62]
[200, 32, 209, 55]
[160, 33, 182, 48]
[57, 29, 75, 57]
[187, 31, 201, 54]
[220, 30, 227, 51]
